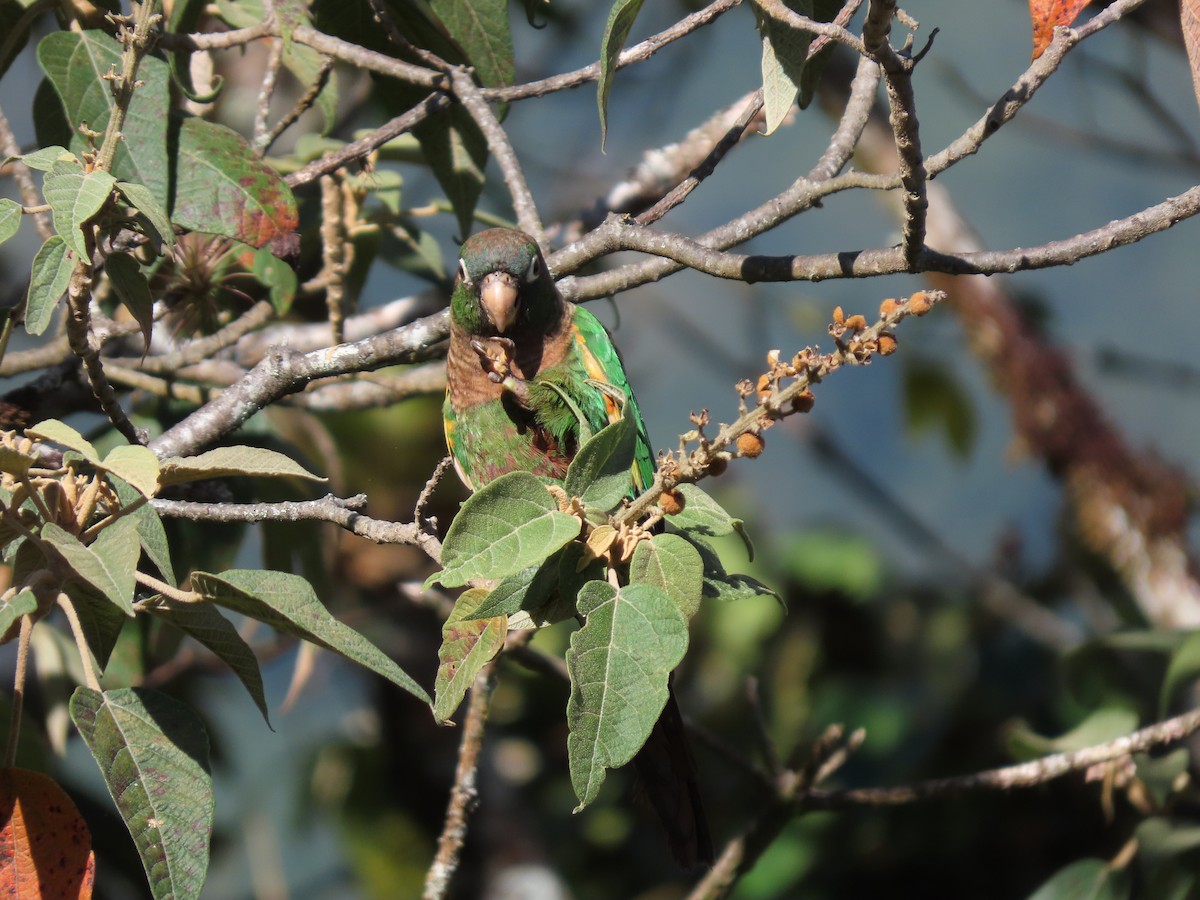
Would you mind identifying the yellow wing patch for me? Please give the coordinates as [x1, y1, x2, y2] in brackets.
[573, 329, 621, 425]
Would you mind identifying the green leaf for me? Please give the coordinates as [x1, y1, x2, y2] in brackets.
[70, 686, 213, 900]
[1159, 630, 1200, 716]
[112, 478, 176, 586]
[17, 145, 77, 172]
[190, 568, 430, 704]
[251, 247, 297, 315]
[104, 252, 155, 351]
[168, 0, 223, 102]
[0, 198, 21, 245]
[431, 471, 582, 589]
[433, 587, 505, 723]
[172, 117, 298, 247]
[43, 169, 116, 257]
[100, 443, 161, 499]
[566, 580, 688, 810]
[0, 588, 38, 640]
[26, 236, 73, 336]
[67, 581, 130, 668]
[38, 31, 171, 210]
[148, 597, 270, 725]
[671, 484, 754, 559]
[597, 0, 645, 149]
[0, 441, 38, 478]
[43, 518, 139, 615]
[1026, 858, 1131, 900]
[564, 410, 636, 513]
[116, 180, 175, 248]
[467, 553, 560, 620]
[630, 533, 704, 619]
[27, 418, 99, 462]
[429, 0, 513, 88]
[1007, 707, 1139, 761]
[414, 105, 487, 240]
[159, 446, 324, 485]
[682, 532, 780, 605]
[1136, 817, 1200, 864]
[752, 0, 813, 135]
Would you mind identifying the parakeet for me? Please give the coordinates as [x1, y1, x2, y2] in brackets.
[443, 227, 713, 867]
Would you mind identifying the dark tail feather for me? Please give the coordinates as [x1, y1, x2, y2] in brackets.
[632, 684, 714, 868]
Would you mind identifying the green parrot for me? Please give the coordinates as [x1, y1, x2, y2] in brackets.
[443, 227, 713, 867]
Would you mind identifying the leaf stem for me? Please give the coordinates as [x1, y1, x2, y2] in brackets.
[3, 615, 34, 767]
[58, 592, 103, 692]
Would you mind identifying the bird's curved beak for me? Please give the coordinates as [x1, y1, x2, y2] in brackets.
[480, 272, 519, 333]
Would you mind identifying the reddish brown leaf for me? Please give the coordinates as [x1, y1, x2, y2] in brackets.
[0, 768, 95, 899]
[1029, 0, 1093, 59]
[1184, 0, 1200, 114]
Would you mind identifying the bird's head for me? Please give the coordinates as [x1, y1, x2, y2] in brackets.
[452, 228, 555, 335]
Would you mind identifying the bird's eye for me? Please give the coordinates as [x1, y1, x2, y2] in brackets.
[457, 258, 471, 285]
[525, 257, 540, 282]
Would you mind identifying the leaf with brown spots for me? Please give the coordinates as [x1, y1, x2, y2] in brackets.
[171, 118, 298, 248]
[434, 588, 506, 724]
[1029, 0, 1093, 59]
[0, 767, 95, 899]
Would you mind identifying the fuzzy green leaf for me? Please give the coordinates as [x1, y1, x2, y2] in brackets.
[173, 117, 298, 247]
[27, 418, 99, 462]
[0, 588, 38, 639]
[1008, 708, 1139, 762]
[429, 0, 513, 88]
[159, 446, 324, 485]
[112, 478, 176, 586]
[70, 686, 213, 900]
[67, 581, 130, 668]
[26, 236, 73, 336]
[148, 597, 270, 725]
[116, 180, 175, 248]
[630, 533, 704, 619]
[43, 169, 115, 256]
[38, 31, 170, 210]
[566, 580, 688, 810]
[414, 105, 487, 240]
[251, 247, 297, 315]
[105, 252, 155, 350]
[564, 409, 636, 512]
[682, 532, 780, 606]
[431, 471, 581, 589]
[190, 568, 430, 704]
[597, 0, 645, 149]
[433, 587, 506, 723]
[672, 484, 754, 559]
[0, 198, 21, 245]
[43, 518, 139, 615]
[0, 442, 38, 478]
[17, 146, 76, 172]
[752, 0, 813, 135]
[101, 443, 161, 499]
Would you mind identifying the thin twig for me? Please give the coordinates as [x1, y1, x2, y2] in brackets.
[423, 665, 496, 900]
[449, 66, 545, 247]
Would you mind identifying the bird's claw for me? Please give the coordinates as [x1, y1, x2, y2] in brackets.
[471, 336, 517, 384]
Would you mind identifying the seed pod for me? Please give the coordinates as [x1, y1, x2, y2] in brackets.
[845, 314, 867, 331]
[879, 298, 899, 317]
[908, 291, 932, 315]
[832, 306, 845, 326]
[737, 431, 765, 458]
[878, 333, 898, 355]
[792, 390, 815, 413]
[659, 489, 686, 516]
[756, 373, 772, 401]
[707, 455, 728, 477]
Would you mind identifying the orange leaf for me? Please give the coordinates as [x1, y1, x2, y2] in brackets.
[1184, 0, 1200, 113]
[0, 768, 95, 899]
[1029, 0, 1093, 59]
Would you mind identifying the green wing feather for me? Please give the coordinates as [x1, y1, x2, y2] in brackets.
[568, 306, 655, 495]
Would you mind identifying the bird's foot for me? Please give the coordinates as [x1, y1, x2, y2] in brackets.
[470, 336, 517, 384]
